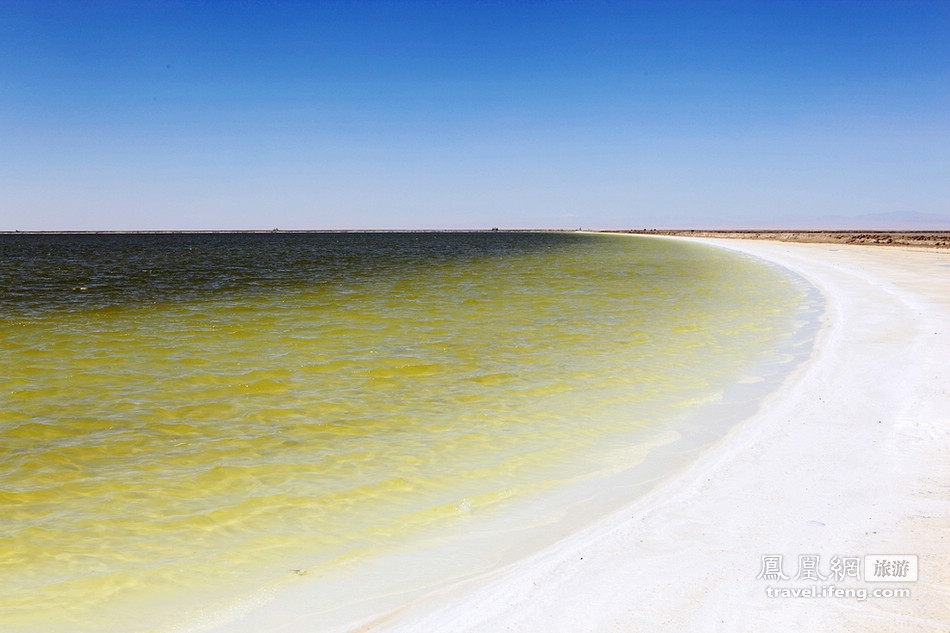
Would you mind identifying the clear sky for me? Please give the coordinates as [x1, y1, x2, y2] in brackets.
[1, 1, 948, 231]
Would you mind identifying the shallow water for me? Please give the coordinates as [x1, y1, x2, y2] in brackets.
[0, 232, 810, 632]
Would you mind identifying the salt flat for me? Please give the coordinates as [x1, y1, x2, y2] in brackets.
[365, 237, 950, 633]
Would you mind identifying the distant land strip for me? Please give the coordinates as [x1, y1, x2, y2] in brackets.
[608, 229, 950, 249]
[3, 229, 950, 248]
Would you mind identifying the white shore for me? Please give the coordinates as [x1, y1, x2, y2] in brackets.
[200, 238, 950, 633]
[344, 238, 950, 633]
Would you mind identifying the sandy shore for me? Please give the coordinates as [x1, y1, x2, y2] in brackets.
[342, 237, 950, 633]
[200, 237, 950, 633]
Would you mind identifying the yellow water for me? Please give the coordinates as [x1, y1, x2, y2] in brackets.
[0, 232, 811, 632]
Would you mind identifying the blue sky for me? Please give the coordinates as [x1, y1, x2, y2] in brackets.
[1, 1, 948, 230]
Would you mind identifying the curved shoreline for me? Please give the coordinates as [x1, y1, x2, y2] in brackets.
[350, 238, 950, 632]
[185, 236, 814, 633]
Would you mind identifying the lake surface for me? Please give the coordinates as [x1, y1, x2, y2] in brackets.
[0, 232, 814, 632]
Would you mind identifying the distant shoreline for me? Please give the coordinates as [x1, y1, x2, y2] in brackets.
[4, 228, 950, 249]
[607, 229, 950, 248]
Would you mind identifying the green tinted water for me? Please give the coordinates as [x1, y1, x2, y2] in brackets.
[0, 232, 810, 632]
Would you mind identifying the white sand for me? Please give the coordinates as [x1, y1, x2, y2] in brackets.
[346, 238, 950, 633]
[201, 238, 950, 633]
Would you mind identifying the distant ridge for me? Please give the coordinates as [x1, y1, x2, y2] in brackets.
[611, 229, 950, 249]
[620, 211, 950, 232]
[741, 211, 950, 231]
[841, 211, 950, 231]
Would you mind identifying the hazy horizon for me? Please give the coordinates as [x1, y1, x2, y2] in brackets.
[2, 1, 948, 231]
